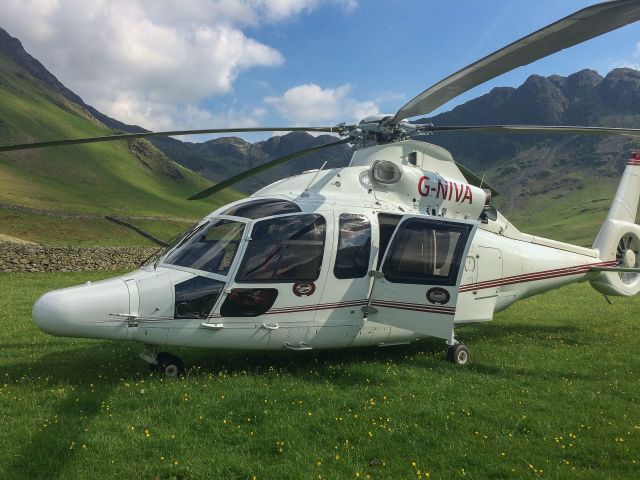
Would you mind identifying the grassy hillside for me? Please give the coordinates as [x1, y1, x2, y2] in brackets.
[0, 51, 242, 244]
[425, 131, 640, 248]
[487, 136, 636, 247]
[1, 271, 638, 478]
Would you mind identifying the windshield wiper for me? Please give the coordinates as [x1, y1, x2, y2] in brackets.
[136, 223, 199, 269]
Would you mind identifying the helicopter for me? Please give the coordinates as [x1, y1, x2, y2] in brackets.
[3, 0, 640, 376]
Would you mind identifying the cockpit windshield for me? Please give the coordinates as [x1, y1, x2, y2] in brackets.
[162, 218, 245, 275]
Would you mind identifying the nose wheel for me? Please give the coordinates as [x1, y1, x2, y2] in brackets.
[140, 348, 185, 377]
[154, 352, 185, 377]
[447, 343, 469, 365]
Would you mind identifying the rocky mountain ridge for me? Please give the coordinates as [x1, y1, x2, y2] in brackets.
[419, 68, 640, 174]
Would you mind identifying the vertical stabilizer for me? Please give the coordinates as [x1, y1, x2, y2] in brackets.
[591, 152, 640, 296]
[601, 152, 640, 224]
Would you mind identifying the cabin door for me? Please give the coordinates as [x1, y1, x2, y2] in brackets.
[367, 215, 476, 339]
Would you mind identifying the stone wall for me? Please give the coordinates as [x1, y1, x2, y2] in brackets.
[0, 241, 159, 272]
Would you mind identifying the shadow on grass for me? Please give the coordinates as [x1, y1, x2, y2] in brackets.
[1, 319, 593, 477]
[1, 343, 142, 478]
[3, 387, 104, 478]
[0, 340, 73, 351]
[459, 322, 591, 348]
[4, 340, 437, 477]
[182, 347, 421, 387]
[458, 322, 582, 339]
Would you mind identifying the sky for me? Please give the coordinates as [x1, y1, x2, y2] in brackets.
[2, 0, 640, 141]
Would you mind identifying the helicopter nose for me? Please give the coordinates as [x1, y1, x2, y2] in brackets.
[32, 278, 131, 340]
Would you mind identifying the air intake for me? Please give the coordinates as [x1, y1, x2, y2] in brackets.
[371, 160, 402, 184]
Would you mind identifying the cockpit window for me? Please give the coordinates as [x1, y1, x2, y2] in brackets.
[222, 199, 301, 219]
[163, 219, 245, 275]
[174, 277, 225, 319]
[236, 214, 326, 282]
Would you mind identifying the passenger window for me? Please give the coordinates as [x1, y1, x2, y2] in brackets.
[220, 288, 279, 317]
[383, 219, 472, 285]
[334, 214, 371, 279]
[237, 214, 326, 282]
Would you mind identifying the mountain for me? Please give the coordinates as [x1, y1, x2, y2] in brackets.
[0, 27, 241, 221]
[0, 26, 352, 194]
[411, 68, 640, 245]
[419, 68, 640, 167]
[152, 131, 352, 193]
[0, 27, 247, 246]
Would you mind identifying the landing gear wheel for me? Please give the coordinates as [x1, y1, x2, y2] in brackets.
[154, 352, 184, 378]
[447, 344, 469, 365]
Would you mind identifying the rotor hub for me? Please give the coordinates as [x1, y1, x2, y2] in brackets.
[623, 249, 637, 268]
[352, 115, 424, 146]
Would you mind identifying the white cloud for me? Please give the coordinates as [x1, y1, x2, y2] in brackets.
[265, 83, 379, 125]
[373, 91, 406, 105]
[245, 0, 357, 23]
[0, 0, 357, 130]
[611, 61, 640, 70]
[610, 40, 640, 71]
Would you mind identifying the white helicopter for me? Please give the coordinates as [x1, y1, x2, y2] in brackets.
[3, 0, 640, 376]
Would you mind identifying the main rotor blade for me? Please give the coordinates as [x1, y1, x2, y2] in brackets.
[0, 126, 343, 152]
[425, 125, 640, 137]
[454, 162, 499, 197]
[188, 137, 351, 200]
[394, 0, 640, 122]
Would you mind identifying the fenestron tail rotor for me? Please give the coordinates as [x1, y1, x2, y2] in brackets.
[616, 233, 640, 284]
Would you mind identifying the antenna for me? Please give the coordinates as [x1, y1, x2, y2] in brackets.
[301, 161, 328, 197]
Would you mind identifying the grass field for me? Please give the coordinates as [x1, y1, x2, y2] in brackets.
[1, 272, 639, 479]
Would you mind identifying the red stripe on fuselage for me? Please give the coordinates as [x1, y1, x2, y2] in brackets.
[371, 300, 455, 312]
[459, 261, 616, 292]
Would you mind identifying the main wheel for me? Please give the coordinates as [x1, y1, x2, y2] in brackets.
[447, 344, 469, 365]
[155, 352, 184, 377]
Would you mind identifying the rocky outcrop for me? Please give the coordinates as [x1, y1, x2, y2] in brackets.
[0, 242, 159, 273]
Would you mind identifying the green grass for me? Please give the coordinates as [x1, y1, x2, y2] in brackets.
[500, 178, 617, 247]
[1, 271, 639, 479]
